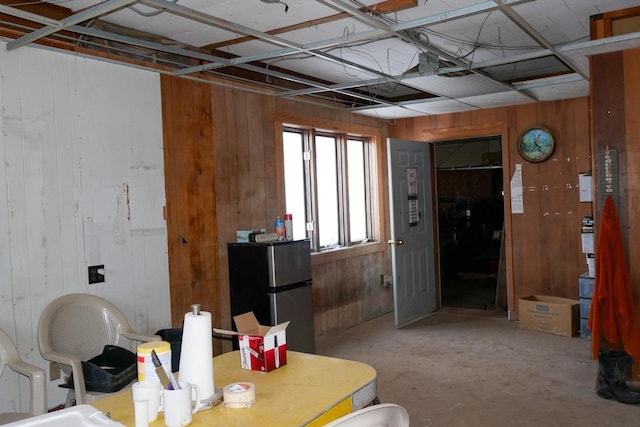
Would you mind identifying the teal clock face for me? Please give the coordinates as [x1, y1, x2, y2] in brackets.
[518, 127, 555, 163]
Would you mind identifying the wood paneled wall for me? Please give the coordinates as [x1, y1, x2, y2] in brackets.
[161, 72, 597, 334]
[161, 71, 640, 344]
[390, 99, 593, 317]
[591, 48, 640, 375]
[590, 8, 640, 377]
[161, 76, 219, 330]
[161, 75, 393, 350]
[591, 48, 640, 278]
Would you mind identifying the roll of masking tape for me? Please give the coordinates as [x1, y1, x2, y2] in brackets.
[222, 382, 256, 408]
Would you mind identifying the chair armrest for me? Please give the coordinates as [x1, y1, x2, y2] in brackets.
[122, 331, 161, 343]
[39, 349, 77, 368]
[8, 360, 47, 415]
[40, 350, 88, 405]
[7, 359, 41, 379]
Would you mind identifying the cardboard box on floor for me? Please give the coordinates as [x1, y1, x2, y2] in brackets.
[519, 295, 579, 337]
[213, 312, 289, 372]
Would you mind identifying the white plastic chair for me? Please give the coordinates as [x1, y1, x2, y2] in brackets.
[323, 403, 410, 427]
[37, 293, 160, 406]
[0, 328, 47, 424]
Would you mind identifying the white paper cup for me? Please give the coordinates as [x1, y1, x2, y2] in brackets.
[133, 397, 149, 427]
[132, 379, 163, 422]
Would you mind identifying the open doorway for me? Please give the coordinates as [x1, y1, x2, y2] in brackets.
[435, 136, 505, 311]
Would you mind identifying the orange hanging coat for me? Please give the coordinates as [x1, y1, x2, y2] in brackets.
[588, 195, 640, 361]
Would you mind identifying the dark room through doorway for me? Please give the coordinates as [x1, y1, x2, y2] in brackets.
[435, 136, 506, 312]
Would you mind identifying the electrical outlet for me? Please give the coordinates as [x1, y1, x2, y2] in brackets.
[380, 274, 393, 286]
[50, 362, 60, 381]
[88, 265, 105, 284]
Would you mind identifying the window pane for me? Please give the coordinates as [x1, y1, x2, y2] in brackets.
[315, 135, 339, 248]
[283, 131, 306, 240]
[347, 139, 367, 242]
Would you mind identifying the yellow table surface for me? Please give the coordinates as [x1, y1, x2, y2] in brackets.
[92, 350, 377, 427]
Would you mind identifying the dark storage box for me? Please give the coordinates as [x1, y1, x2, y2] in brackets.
[61, 345, 136, 393]
[156, 328, 183, 373]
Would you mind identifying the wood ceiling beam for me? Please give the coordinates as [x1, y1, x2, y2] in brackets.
[0, 0, 81, 46]
[0, 0, 72, 36]
[7, 0, 139, 50]
[0, 0, 71, 20]
[203, 0, 417, 50]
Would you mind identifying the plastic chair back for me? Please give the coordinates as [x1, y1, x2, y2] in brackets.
[37, 293, 159, 405]
[48, 301, 124, 362]
[0, 328, 47, 423]
[322, 403, 410, 427]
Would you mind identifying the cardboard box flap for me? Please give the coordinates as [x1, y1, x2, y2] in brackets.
[212, 327, 239, 336]
[232, 311, 290, 337]
[234, 312, 261, 335]
[261, 321, 290, 337]
[521, 295, 579, 305]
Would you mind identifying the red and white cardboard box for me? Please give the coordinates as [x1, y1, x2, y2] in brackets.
[213, 311, 289, 373]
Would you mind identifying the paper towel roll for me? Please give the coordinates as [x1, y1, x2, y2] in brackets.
[178, 306, 216, 408]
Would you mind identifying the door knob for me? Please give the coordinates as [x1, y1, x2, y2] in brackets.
[387, 239, 403, 245]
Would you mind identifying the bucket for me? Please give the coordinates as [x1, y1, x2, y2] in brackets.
[137, 341, 171, 381]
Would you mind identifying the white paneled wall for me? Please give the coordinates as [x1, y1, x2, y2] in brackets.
[0, 42, 171, 411]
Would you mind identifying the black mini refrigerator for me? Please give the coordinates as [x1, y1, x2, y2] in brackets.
[228, 239, 316, 354]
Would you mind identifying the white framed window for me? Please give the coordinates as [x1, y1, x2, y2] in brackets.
[282, 126, 376, 252]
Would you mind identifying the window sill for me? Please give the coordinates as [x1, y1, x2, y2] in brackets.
[311, 241, 386, 266]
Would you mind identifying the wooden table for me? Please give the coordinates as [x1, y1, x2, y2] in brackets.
[92, 351, 377, 427]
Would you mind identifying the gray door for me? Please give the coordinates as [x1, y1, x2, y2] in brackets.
[387, 138, 437, 328]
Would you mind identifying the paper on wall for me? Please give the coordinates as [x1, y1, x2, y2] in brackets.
[511, 164, 524, 214]
[582, 233, 595, 254]
[579, 173, 593, 202]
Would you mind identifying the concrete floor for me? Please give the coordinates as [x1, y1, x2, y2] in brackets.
[315, 308, 638, 427]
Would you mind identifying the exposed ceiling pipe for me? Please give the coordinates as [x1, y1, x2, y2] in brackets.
[316, 0, 538, 101]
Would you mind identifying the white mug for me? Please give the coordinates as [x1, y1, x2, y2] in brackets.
[132, 379, 163, 422]
[163, 381, 201, 427]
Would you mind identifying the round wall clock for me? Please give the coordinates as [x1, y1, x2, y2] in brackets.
[517, 126, 555, 163]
